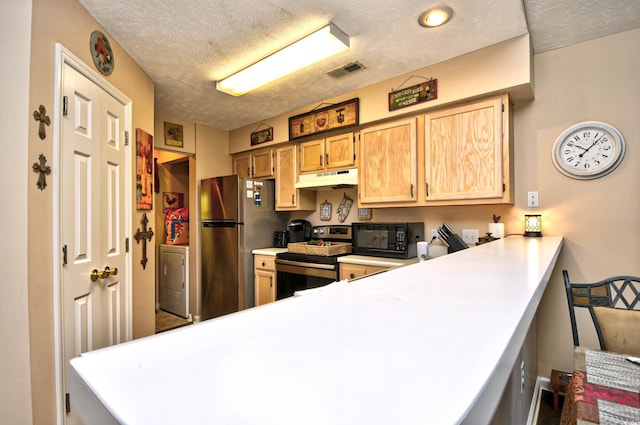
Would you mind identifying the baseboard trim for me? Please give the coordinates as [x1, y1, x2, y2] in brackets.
[526, 376, 551, 425]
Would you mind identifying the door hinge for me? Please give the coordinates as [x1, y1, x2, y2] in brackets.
[62, 96, 68, 116]
[126, 238, 129, 253]
[124, 131, 129, 146]
[65, 393, 70, 413]
[62, 245, 67, 265]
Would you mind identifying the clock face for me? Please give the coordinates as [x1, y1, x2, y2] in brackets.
[552, 121, 625, 180]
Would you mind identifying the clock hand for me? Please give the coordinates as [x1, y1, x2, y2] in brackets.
[578, 134, 606, 157]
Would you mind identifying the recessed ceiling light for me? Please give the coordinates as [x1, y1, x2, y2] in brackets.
[418, 6, 453, 28]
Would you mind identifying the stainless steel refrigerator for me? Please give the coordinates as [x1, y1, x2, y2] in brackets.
[200, 175, 285, 320]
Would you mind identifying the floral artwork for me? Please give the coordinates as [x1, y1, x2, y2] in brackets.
[136, 128, 153, 210]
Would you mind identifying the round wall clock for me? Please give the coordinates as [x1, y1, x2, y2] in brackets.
[551, 121, 625, 180]
[90, 31, 114, 76]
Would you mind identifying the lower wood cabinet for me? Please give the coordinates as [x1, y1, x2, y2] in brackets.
[254, 254, 276, 306]
[340, 263, 390, 281]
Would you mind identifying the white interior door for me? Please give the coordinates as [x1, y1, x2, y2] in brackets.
[60, 62, 130, 423]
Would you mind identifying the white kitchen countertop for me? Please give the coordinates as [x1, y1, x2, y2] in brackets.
[251, 247, 287, 256]
[70, 236, 563, 425]
[337, 254, 419, 267]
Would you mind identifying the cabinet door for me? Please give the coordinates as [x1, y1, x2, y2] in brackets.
[299, 139, 324, 172]
[254, 255, 276, 306]
[359, 118, 417, 204]
[252, 147, 275, 178]
[255, 269, 276, 305]
[425, 96, 503, 201]
[275, 145, 315, 211]
[340, 263, 389, 280]
[325, 132, 355, 169]
[233, 153, 251, 178]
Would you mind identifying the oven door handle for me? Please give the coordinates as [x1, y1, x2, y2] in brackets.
[275, 259, 336, 270]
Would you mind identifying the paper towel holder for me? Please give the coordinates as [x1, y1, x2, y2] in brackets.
[524, 214, 543, 237]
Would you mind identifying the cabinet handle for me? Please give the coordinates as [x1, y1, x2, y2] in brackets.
[350, 273, 355, 279]
[410, 184, 414, 197]
[247, 167, 250, 176]
[291, 194, 295, 204]
[425, 182, 429, 197]
[261, 262, 266, 267]
[325, 153, 329, 165]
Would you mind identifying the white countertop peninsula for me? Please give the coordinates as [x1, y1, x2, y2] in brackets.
[70, 236, 563, 425]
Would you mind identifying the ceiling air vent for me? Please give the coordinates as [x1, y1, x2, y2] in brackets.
[327, 61, 366, 78]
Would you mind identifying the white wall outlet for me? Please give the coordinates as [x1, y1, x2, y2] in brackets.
[431, 228, 439, 240]
[520, 360, 525, 394]
[461, 229, 479, 245]
[527, 191, 539, 207]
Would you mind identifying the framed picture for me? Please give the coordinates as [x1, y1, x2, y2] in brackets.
[288, 98, 359, 140]
[162, 192, 184, 212]
[164, 122, 184, 148]
[136, 128, 153, 210]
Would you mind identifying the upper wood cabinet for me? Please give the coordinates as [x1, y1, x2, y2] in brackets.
[233, 147, 275, 179]
[358, 118, 418, 205]
[299, 132, 356, 173]
[275, 144, 316, 211]
[424, 94, 513, 205]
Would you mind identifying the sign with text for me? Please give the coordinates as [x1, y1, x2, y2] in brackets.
[388, 79, 437, 111]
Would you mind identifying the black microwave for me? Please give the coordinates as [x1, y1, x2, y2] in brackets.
[352, 223, 424, 259]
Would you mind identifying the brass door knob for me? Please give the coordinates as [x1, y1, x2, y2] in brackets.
[90, 266, 118, 282]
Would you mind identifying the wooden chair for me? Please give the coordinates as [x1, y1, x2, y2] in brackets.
[563, 270, 640, 356]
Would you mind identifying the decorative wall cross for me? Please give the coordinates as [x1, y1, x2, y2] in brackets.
[33, 105, 51, 140]
[32, 153, 51, 190]
[134, 213, 154, 269]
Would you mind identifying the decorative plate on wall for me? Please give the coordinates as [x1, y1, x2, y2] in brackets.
[90, 30, 114, 76]
[319, 200, 332, 221]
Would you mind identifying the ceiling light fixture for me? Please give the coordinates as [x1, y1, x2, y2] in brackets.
[216, 22, 350, 96]
[418, 6, 454, 28]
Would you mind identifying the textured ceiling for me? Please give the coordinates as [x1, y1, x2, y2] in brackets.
[78, 0, 640, 131]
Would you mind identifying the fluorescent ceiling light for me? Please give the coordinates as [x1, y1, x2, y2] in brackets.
[216, 23, 350, 96]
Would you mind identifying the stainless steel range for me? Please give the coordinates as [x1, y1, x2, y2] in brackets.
[275, 225, 351, 299]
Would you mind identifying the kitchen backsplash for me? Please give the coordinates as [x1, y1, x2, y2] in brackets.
[288, 187, 519, 241]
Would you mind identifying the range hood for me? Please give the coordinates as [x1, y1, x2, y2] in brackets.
[295, 168, 358, 190]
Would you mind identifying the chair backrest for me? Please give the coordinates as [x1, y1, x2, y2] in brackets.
[563, 270, 640, 356]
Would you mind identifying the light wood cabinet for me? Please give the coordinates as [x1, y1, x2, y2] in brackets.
[424, 94, 513, 205]
[275, 144, 316, 211]
[340, 263, 389, 280]
[299, 132, 355, 173]
[254, 254, 276, 306]
[233, 147, 275, 179]
[358, 118, 418, 204]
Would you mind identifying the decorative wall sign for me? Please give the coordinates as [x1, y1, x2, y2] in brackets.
[388, 78, 437, 111]
[134, 213, 154, 269]
[33, 105, 51, 140]
[336, 193, 353, 223]
[32, 153, 51, 190]
[251, 126, 274, 146]
[163, 192, 184, 212]
[90, 31, 114, 76]
[163, 122, 184, 148]
[136, 129, 153, 210]
[289, 98, 359, 140]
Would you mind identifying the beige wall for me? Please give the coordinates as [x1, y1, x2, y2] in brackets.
[1, 0, 34, 423]
[26, 0, 155, 422]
